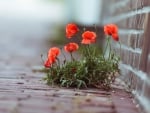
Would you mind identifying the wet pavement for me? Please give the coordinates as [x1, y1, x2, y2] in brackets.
[0, 17, 140, 113]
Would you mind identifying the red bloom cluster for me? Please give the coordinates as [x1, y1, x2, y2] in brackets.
[44, 23, 119, 68]
[64, 42, 79, 53]
[66, 23, 79, 38]
[104, 24, 119, 41]
[44, 47, 60, 68]
[44, 55, 56, 68]
[48, 47, 60, 57]
[81, 31, 96, 44]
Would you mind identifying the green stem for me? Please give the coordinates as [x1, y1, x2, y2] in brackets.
[108, 38, 112, 60]
[103, 36, 110, 59]
[61, 48, 66, 64]
[86, 45, 91, 58]
[70, 52, 74, 61]
[119, 41, 122, 57]
[56, 57, 60, 68]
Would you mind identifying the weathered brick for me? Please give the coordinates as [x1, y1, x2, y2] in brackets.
[141, 81, 150, 102]
[115, 14, 146, 29]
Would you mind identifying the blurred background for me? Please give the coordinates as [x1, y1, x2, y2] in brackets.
[0, 0, 103, 25]
[0, 0, 104, 58]
[0, 0, 103, 34]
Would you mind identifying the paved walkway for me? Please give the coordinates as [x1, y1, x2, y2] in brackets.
[0, 19, 140, 113]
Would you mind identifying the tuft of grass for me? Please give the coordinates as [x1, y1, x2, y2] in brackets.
[43, 45, 120, 89]
[43, 24, 121, 90]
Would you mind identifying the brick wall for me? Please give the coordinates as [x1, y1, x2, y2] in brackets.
[101, 0, 150, 113]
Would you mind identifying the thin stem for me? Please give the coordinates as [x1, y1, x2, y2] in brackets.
[40, 54, 45, 64]
[70, 52, 74, 61]
[103, 36, 110, 59]
[93, 47, 96, 56]
[119, 41, 122, 57]
[86, 45, 91, 58]
[108, 38, 112, 60]
[56, 57, 60, 68]
[61, 48, 66, 64]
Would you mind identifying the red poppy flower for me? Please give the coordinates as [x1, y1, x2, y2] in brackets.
[64, 42, 79, 53]
[81, 31, 96, 44]
[112, 33, 119, 41]
[48, 47, 60, 58]
[44, 55, 56, 68]
[104, 24, 119, 41]
[66, 23, 79, 38]
[44, 59, 51, 68]
[44, 47, 60, 68]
